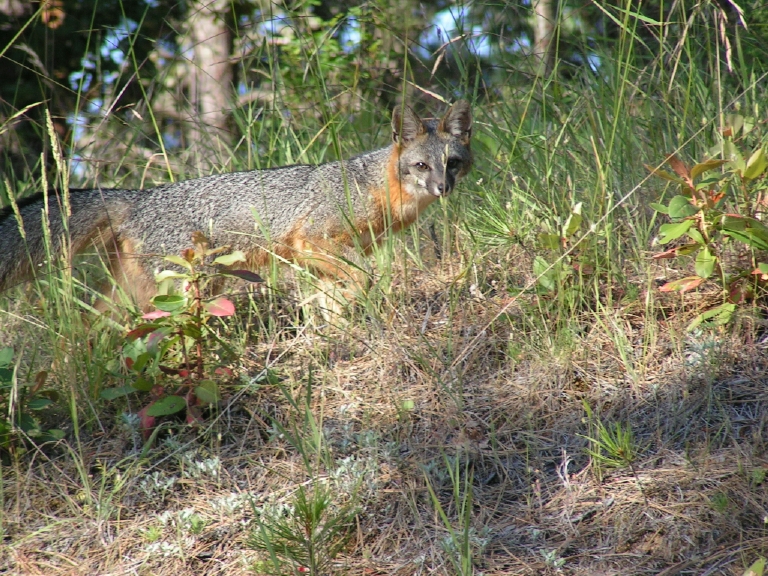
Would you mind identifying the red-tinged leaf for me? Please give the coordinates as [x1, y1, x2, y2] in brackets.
[31, 370, 48, 395]
[186, 405, 204, 426]
[721, 126, 733, 137]
[206, 297, 235, 317]
[215, 366, 234, 377]
[126, 324, 160, 341]
[138, 405, 157, 441]
[158, 365, 181, 376]
[652, 245, 698, 259]
[751, 264, 768, 281]
[224, 269, 264, 283]
[729, 282, 752, 304]
[182, 247, 196, 262]
[708, 190, 725, 205]
[142, 310, 171, 320]
[666, 154, 692, 185]
[125, 357, 134, 370]
[191, 231, 209, 251]
[145, 395, 186, 417]
[659, 276, 704, 293]
[146, 329, 169, 354]
[178, 369, 190, 378]
[645, 164, 687, 185]
[652, 249, 675, 259]
[572, 263, 594, 274]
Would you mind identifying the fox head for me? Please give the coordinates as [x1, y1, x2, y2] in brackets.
[392, 100, 473, 199]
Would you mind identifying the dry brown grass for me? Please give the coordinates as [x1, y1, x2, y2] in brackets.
[2, 247, 768, 576]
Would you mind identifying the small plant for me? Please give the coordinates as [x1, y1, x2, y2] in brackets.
[101, 232, 261, 440]
[423, 451, 481, 576]
[533, 201, 590, 296]
[649, 115, 768, 329]
[709, 492, 730, 514]
[247, 483, 357, 576]
[541, 548, 566, 570]
[0, 347, 64, 454]
[142, 525, 163, 543]
[581, 402, 647, 504]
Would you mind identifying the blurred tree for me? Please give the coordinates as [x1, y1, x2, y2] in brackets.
[1, 0, 767, 188]
[0, 0, 182, 179]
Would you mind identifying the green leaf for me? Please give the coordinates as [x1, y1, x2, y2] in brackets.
[742, 117, 756, 136]
[659, 220, 694, 244]
[0, 347, 13, 367]
[687, 303, 736, 331]
[726, 113, 744, 136]
[721, 216, 768, 250]
[538, 233, 561, 250]
[533, 256, 556, 292]
[695, 247, 717, 279]
[131, 376, 154, 392]
[147, 327, 174, 355]
[687, 228, 705, 245]
[151, 294, 188, 313]
[690, 159, 727, 180]
[27, 398, 53, 410]
[649, 202, 669, 214]
[744, 147, 768, 180]
[742, 557, 765, 576]
[180, 324, 202, 339]
[131, 351, 153, 374]
[43, 429, 65, 441]
[155, 270, 188, 283]
[18, 413, 39, 434]
[163, 254, 194, 271]
[145, 395, 186, 417]
[100, 385, 139, 400]
[194, 380, 221, 405]
[563, 202, 583, 237]
[0, 367, 13, 384]
[724, 140, 745, 172]
[668, 195, 700, 219]
[212, 250, 247, 266]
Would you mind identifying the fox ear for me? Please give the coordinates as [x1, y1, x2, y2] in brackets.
[439, 100, 472, 144]
[392, 105, 425, 146]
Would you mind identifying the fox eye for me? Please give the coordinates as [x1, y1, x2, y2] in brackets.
[446, 158, 460, 170]
[414, 162, 430, 171]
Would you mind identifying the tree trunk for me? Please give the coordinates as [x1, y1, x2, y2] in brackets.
[532, 0, 556, 76]
[187, 0, 233, 153]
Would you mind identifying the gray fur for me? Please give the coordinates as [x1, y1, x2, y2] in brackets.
[0, 101, 472, 305]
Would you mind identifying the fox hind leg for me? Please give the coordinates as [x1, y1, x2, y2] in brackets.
[93, 237, 157, 313]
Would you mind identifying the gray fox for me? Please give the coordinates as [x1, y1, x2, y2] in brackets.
[0, 101, 472, 310]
